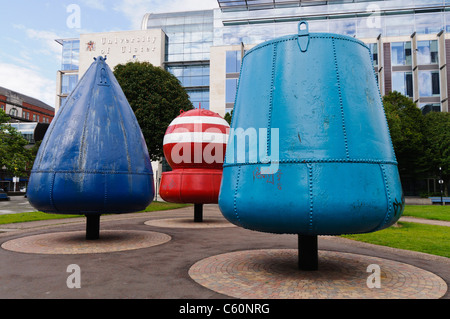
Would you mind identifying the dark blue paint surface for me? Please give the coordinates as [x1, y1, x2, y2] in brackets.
[27, 57, 154, 214]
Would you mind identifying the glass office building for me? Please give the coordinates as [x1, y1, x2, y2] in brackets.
[57, 0, 450, 114]
[143, 10, 214, 110]
[142, 0, 450, 115]
[55, 39, 79, 109]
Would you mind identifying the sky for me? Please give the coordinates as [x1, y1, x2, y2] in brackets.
[0, 0, 219, 108]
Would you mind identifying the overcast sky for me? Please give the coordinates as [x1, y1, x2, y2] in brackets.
[0, 0, 219, 108]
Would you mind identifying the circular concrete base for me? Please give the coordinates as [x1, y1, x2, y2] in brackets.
[144, 217, 235, 229]
[189, 249, 447, 299]
[1, 230, 171, 255]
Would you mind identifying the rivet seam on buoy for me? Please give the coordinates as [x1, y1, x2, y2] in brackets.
[332, 37, 350, 160]
[307, 163, 314, 233]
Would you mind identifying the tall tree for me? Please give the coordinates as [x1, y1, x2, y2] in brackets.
[383, 91, 427, 188]
[0, 109, 33, 176]
[423, 111, 450, 195]
[113, 61, 193, 161]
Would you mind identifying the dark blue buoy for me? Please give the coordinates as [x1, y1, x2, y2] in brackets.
[27, 56, 154, 239]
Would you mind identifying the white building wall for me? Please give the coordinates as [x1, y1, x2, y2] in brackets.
[79, 29, 166, 77]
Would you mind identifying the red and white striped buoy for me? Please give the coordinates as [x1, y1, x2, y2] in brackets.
[159, 108, 230, 205]
[163, 109, 229, 170]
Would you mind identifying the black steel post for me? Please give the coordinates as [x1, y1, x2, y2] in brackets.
[439, 167, 444, 206]
[86, 214, 101, 240]
[194, 204, 203, 223]
[298, 234, 318, 271]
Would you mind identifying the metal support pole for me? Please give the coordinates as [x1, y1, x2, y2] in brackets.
[86, 214, 101, 240]
[194, 204, 203, 223]
[298, 234, 318, 271]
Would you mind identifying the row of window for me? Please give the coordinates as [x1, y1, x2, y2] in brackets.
[215, 11, 450, 46]
[392, 70, 440, 98]
[225, 48, 442, 111]
[391, 40, 439, 66]
[1, 105, 50, 123]
[368, 40, 439, 67]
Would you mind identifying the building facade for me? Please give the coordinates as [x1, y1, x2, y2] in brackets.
[0, 86, 54, 124]
[202, 0, 450, 116]
[56, 1, 450, 117]
[55, 29, 166, 112]
[1, 87, 54, 191]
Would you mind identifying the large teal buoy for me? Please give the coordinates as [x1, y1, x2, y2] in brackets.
[218, 22, 404, 269]
[27, 57, 154, 239]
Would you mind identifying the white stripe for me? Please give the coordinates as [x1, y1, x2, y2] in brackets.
[169, 116, 230, 127]
[163, 132, 229, 145]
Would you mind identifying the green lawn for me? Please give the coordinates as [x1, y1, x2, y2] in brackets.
[343, 222, 450, 258]
[342, 205, 450, 258]
[0, 201, 191, 225]
[402, 204, 450, 221]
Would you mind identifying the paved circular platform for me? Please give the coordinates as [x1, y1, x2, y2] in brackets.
[189, 249, 448, 299]
[1, 230, 171, 255]
[144, 217, 236, 229]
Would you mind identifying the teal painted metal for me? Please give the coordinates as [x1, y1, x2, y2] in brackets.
[218, 22, 404, 235]
[27, 56, 154, 215]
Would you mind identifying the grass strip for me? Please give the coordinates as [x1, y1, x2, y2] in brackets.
[0, 201, 191, 225]
[402, 205, 450, 221]
[342, 222, 450, 258]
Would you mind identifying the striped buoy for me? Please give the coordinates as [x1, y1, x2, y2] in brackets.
[159, 108, 230, 205]
[163, 109, 230, 170]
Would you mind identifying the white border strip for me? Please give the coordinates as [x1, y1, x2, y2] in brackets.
[164, 132, 229, 145]
[169, 116, 230, 127]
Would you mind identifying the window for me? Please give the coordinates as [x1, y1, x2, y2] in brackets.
[32, 114, 36, 121]
[187, 89, 209, 110]
[367, 43, 378, 67]
[391, 42, 412, 66]
[226, 50, 242, 74]
[166, 65, 209, 88]
[385, 15, 414, 37]
[392, 72, 413, 97]
[61, 40, 80, 71]
[420, 103, 441, 115]
[417, 40, 438, 65]
[226, 78, 238, 104]
[61, 74, 78, 95]
[60, 97, 67, 107]
[419, 71, 440, 97]
[9, 108, 18, 117]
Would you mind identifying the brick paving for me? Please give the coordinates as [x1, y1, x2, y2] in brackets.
[0, 205, 448, 299]
[1, 230, 171, 254]
[189, 249, 448, 299]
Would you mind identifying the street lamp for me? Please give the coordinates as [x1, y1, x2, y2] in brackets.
[438, 166, 444, 206]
